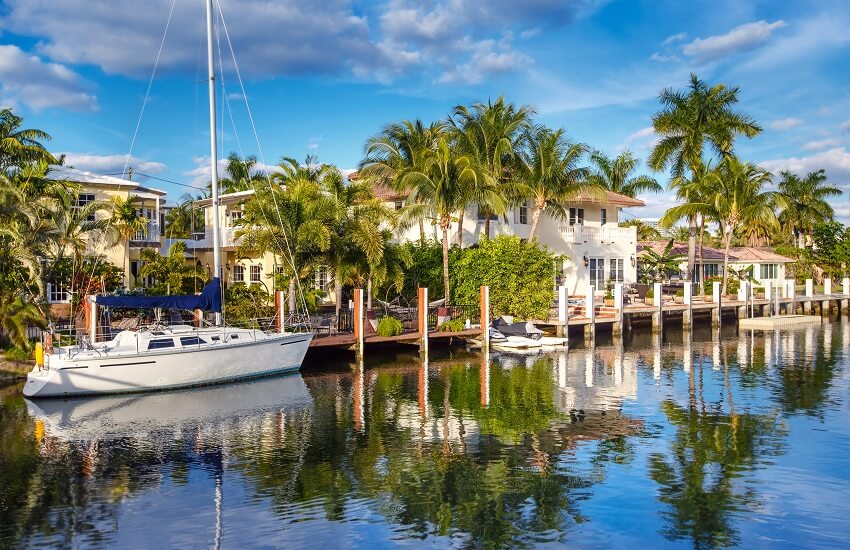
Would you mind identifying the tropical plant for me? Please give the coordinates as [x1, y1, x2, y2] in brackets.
[376, 316, 403, 337]
[403, 138, 483, 302]
[138, 241, 205, 295]
[164, 192, 205, 239]
[641, 240, 685, 282]
[0, 108, 56, 171]
[108, 196, 147, 286]
[515, 126, 598, 240]
[0, 296, 44, 350]
[452, 96, 535, 238]
[451, 235, 557, 320]
[775, 169, 841, 249]
[361, 119, 446, 243]
[588, 149, 661, 197]
[217, 152, 267, 194]
[649, 74, 762, 282]
[619, 219, 661, 241]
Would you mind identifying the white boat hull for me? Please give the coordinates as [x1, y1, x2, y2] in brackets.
[24, 332, 313, 398]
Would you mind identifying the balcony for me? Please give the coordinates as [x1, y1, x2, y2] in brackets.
[560, 224, 636, 245]
[186, 227, 242, 249]
[130, 222, 160, 246]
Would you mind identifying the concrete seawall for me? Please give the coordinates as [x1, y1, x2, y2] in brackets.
[0, 360, 33, 380]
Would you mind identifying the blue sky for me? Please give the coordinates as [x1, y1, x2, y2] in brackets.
[1, 0, 849, 221]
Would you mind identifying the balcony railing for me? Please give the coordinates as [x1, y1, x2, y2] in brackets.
[560, 224, 636, 245]
[131, 222, 160, 243]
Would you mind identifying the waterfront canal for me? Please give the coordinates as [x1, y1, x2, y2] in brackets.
[2, 322, 850, 548]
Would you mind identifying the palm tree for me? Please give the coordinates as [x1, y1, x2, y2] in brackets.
[713, 158, 776, 294]
[0, 296, 44, 350]
[108, 196, 147, 287]
[0, 108, 56, 171]
[403, 138, 483, 302]
[588, 149, 661, 197]
[164, 192, 205, 239]
[641, 240, 685, 282]
[217, 152, 266, 194]
[619, 219, 661, 241]
[139, 241, 204, 295]
[514, 126, 598, 240]
[274, 154, 330, 187]
[775, 169, 841, 248]
[452, 97, 535, 238]
[649, 74, 762, 282]
[361, 119, 446, 243]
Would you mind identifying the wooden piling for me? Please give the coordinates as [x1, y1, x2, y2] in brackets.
[418, 287, 428, 355]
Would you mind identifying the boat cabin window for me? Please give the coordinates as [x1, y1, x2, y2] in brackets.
[148, 338, 175, 350]
[229, 334, 239, 340]
[211, 336, 221, 342]
[180, 336, 206, 346]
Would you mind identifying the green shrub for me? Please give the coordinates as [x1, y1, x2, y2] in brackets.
[376, 316, 403, 337]
[451, 236, 558, 320]
[646, 288, 654, 299]
[2, 345, 33, 362]
[438, 318, 466, 332]
[675, 288, 684, 297]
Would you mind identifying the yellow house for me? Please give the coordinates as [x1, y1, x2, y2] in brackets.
[45, 166, 168, 300]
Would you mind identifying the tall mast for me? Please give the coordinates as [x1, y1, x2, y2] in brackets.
[206, 0, 222, 325]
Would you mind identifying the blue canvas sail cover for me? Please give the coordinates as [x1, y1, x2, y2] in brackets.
[95, 277, 222, 312]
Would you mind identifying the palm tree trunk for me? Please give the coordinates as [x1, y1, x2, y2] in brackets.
[698, 217, 706, 296]
[419, 219, 425, 245]
[528, 206, 543, 241]
[687, 216, 696, 284]
[334, 273, 342, 319]
[367, 276, 373, 311]
[441, 219, 451, 303]
[456, 209, 464, 247]
[483, 209, 491, 239]
[721, 225, 733, 296]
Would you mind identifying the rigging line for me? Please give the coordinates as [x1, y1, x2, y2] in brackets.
[214, 14, 246, 160]
[122, 0, 178, 181]
[103, 172, 207, 191]
[215, 0, 309, 318]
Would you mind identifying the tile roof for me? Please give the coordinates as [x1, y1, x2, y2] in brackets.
[570, 189, 646, 207]
[727, 247, 795, 263]
[638, 242, 795, 263]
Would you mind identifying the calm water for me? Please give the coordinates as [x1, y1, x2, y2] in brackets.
[2, 323, 850, 549]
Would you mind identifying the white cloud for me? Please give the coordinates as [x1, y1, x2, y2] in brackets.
[1, 0, 381, 79]
[769, 118, 803, 131]
[61, 153, 167, 176]
[802, 139, 841, 152]
[184, 156, 281, 187]
[682, 20, 787, 64]
[616, 126, 659, 153]
[761, 147, 850, 185]
[742, 12, 850, 70]
[662, 32, 687, 46]
[0, 44, 97, 111]
[649, 52, 680, 63]
[842, 119, 850, 132]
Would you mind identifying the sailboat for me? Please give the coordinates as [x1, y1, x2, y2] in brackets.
[23, 0, 313, 398]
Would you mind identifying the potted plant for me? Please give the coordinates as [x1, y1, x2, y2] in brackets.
[645, 287, 655, 306]
[674, 288, 684, 304]
[604, 287, 615, 307]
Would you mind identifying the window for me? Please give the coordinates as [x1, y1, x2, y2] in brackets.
[394, 200, 404, 211]
[229, 210, 243, 227]
[76, 193, 97, 222]
[514, 200, 529, 225]
[477, 207, 498, 221]
[701, 263, 720, 280]
[314, 266, 329, 291]
[609, 258, 624, 284]
[569, 207, 585, 226]
[589, 258, 605, 290]
[148, 338, 175, 350]
[180, 336, 206, 347]
[601, 208, 607, 226]
[250, 265, 261, 283]
[760, 263, 778, 279]
[232, 264, 244, 283]
[48, 282, 70, 303]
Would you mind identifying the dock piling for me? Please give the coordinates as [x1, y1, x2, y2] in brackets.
[804, 279, 813, 314]
[711, 282, 721, 327]
[683, 281, 693, 329]
[652, 282, 663, 333]
[353, 288, 364, 360]
[418, 287, 428, 355]
[480, 286, 490, 351]
[613, 283, 624, 336]
[584, 284, 595, 343]
[557, 285, 567, 337]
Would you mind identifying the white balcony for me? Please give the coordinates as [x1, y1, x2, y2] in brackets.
[560, 224, 636, 245]
[186, 226, 242, 249]
[131, 222, 160, 244]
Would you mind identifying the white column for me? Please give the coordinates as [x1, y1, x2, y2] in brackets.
[805, 278, 814, 297]
[585, 284, 595, 323]
[824, 278, 832, 295]
[613, 283, 624, 311]
[737, 280, 747, 302]
[764, 281, 772, 303]
[558, 285, 568, 323]
[712, 281, 721, 303]
[843, 277, 850, 296]
[683, 281, 692, 306]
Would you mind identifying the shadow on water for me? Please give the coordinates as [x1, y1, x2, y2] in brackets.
[0, 321, 848, 548]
